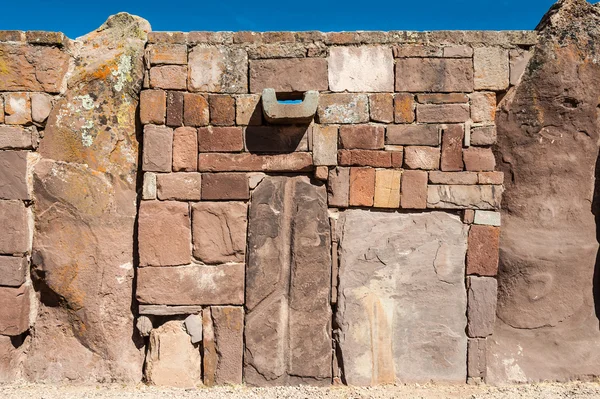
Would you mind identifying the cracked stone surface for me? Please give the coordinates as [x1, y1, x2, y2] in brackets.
[335, 210, 468, 385]
[488, 0, 600, 383]
[244, 176, 332, 386]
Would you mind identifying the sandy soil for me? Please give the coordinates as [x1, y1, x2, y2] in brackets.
[1, 382, 600, 399]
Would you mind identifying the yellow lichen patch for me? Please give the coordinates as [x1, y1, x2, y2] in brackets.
[0, 57, 9, 75]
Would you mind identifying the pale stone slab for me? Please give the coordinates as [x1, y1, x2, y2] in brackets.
[328, 46, 394, 92]
[374, 169, 401, 208]
[313, 125, 338, 166]
[336, 211, 468, 384]
[188, 45, 248, 93]
[474, 47, 509, 90]
[467, 277, 498, 338]
[474, 210, 501, 226]
[427, 185, 503, 210]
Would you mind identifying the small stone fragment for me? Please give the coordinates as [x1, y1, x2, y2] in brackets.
[142, 172, 157, 200]
[473, 210, 501, 227]
[30, 93, 52, 123]
[137, 316, 153, 338]
[184, 314, 203, 344]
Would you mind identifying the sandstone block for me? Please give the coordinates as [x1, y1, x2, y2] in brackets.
[429, 171, 477, 185]
[328, 46, 394, 92]
[317, 93, 369, 124]
[441, 124, 465, 171]
[394, 93, 415, 123]
[0, 200, 29, 254]
[249, 58, 328, 93]
[5, 93, 31, 125]
[202, 173, 249, 200]
[313, 125, 338, 166]
[339, 125, 385, 150]
[204, 306, 244, 386]
[150, 65, 187, 90]
[386, 124, 439, 146]
[156, 173, 201, 201]
[142, 172, 157, 200]
[0, 151, 28, 200]
[396, 58, 474, 92]
[417, 93, 469, 104]
[467, 225, 500, 276]
[0, 126, 34, 149]
[470, 126, 497, 145]
[188, 46, 248, 93]
[349, 167, 375, 207]
[245, 176, 331, 386]
[315, 166, 328, 181]
[336, 211, 468, 384]
[473, 210, 501, 227]
[198, 153, 313, 172]
[0, 256, 27, 287]
[467, 277, 497, 338]
[393, 45, 443, 58]
[192, 202, 247, 264]
[166, 91, 184, 127]
[338, 149, 392, 168]
[236, 94, 262, 126]
[467, 339, 486, 379]
[404, 146, 440, 170]
[369, 93, 393, 123]
[0, 284, 30, 336]
[138, 264, 245, 306]
[30, 93, 52, 123]
[183, 93, 209, 127]
[444, 45, 473, 58]
[145, 321, 201, 388]
[463, 147, 496, 171]
[138, 200, 191, 267]
[245, 125, 309, 153]
[400, 170, 427, 209]
[198, 127, 243, 152]
[374, 169, 401, 208]
[417, 103, 470, 123]
[328, 167, 350, 207]
[147, 43, 187, 65]
[389, 147, 404, 168]
[140, 90, 166, 125]
[464, 209, 475, 224]
[427, 185, 503, 210]
[209, 95, 235, 126]
[478, 171, 504, 185]
[470, 92, 496, 123]
[172, 127, 198, 172]
[509, 48, 532, 86]
[474, 47, 509, 91]
[142, 125, 173, 172]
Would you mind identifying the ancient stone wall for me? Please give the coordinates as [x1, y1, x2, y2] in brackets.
[2, 0, 600, 387]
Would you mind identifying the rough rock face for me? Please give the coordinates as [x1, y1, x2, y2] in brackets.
[244, 176, 332, 386]
[336, 211, 468, 385]
[489, 0, 600, 383]
[25, 14, 150, 381]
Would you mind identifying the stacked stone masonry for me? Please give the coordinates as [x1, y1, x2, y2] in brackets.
[134, 30, 527, 386]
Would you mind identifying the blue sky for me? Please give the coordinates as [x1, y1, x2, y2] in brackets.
[0, 0, 580, 39]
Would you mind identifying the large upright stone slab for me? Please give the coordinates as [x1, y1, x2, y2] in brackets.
[25, 14, 149, 382]
[336, 211, 468, 385]
[244, 176, 332, 386]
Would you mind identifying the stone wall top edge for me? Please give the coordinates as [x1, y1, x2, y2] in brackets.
[0, 30, 69, 46]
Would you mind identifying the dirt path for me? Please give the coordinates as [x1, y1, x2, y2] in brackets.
[1, 382, 600, 399]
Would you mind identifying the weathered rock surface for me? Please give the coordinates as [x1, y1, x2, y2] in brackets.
[245, 176, 332, 386]
[145, 321, 201, 388]
[26, 14, 150, 382]
[336, 211, 468, 385]
[488, 0, 600, 383]
[203, 306, 244, 386]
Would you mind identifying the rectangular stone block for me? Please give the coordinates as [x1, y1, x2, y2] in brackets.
[0, 151, 28, 200]
[198, 127, 243, 152]
[203, 306, 244, 386]
[192, 202, 247, 265]
[349, 167, 375, 207]
[339, 125, 385, 150]
[138, 200, 191, 267]
[317, 93, 369, 124]
[236, 94, 262, 126]
[463, 147, 496, 172]
[172, 127, 198, 172]
[467, 225, 500, 276]
[202, 173, 249, 200]
[156, 173, 201, 201]
[147, 43, 187, 65]
[427, 185, 503, 210]
[417, 93, 469, 104]
[245, 126, 309, 153]
[188, 46, 248, 93]
[150, 65, 187, 90]
[313, 125, 338, 166]
[374, 169, 401, 208]
[142, 172, 156, 200]
[444, 45, 473, 58]
[328, 46, 394, 92]
[140, 90, 166, 125]
[369, 93, 393, 123]
[209, 95, 235, 126]
[0, 256, 27, 287]
[474, 47, 509, 91]
[5, 93, 31, 125]
[0, 126, 34, 150]
[474, 210, 501, 227]
[198, 153, 313, 172]
[394, 93, 416, 123]
[429, 171, 478, 185]
[183, 93, 209, 127]
[328, 167, 350, 208]
[142, 125, 173, 172]
[137, 264, 245, 305]
[417, 104, 470, 123]
[441, 124, 465, 172]
[470, 92, 496, 123]
[468, 338, 487, 379]
[393, 45, 443, 58]
[478, 171, 504, 185]
[404, 146, 440, 170]
[0, 200, 29, 255]
[0, 284, 30, 336]
[166, 91, 184, 127]
[31, 93, 52, 124]
[338, 150, 392, 168]
[249, 58, 328, 93]
[467, 276, 498, 338]
[471, 126, 497, 146]
[400, 170, 427, 209]
[386, 124, 440, 146]
[395, 58, 474, 92]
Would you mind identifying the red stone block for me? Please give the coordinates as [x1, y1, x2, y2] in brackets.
[166, 91, 184, 127]
[198, 127, 244, 152]
[400, 170, 427, 209]
[209, 95, 236, 126]
[140, 90, 166, 125]
[440, 124, 465, 172]
[349, 167, 375, 207]
[183, 93, 209, 127]
[339, 125, 385, 150]
[463, 147, 496, 172]
[202, 173, 249, 200]
[172, 127, 198, 172]
[338, 150, 392, 168]
[467, 225, 500, 276]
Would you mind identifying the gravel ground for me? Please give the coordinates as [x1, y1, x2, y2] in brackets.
[1, 382, 600, 399]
